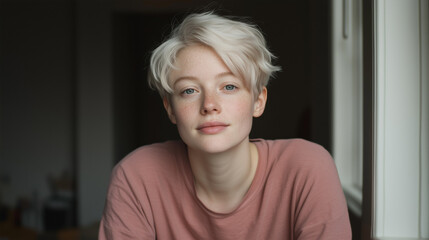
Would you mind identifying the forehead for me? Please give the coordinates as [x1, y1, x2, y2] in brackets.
[169, 45, 249, 86]
[172, 45, 227, 74]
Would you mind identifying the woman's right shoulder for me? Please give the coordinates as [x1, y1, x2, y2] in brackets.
[113, 140, 186, 177]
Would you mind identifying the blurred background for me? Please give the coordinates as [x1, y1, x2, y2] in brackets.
[0, 0, 335, 239]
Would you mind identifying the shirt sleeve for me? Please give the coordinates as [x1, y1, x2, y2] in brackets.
[292, 143, 352, 240]
[99, 164, 155, 240]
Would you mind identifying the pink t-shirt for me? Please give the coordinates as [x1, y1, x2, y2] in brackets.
[99, 139, 351, 239]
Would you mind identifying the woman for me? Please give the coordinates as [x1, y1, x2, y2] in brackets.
[99, 12, 351, 239]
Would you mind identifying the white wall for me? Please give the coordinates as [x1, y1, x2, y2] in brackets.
[373, 0, 429, 238]
[333, 0, 429, 238]
[331, 0, 364, 216]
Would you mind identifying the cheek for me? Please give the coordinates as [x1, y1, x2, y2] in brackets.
[172, 103, 197, 126]
[229, 100, 255, 122]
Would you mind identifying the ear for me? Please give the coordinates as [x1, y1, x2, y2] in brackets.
[163, 97, 177, 124]
[253, 87, 267, 118]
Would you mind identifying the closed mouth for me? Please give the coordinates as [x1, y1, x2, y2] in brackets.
[197, 122, 229, 130]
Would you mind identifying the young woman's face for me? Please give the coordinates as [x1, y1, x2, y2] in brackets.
[164, 45, 267, 154]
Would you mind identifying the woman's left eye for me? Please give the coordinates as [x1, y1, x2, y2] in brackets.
[224, 85, 237, 91]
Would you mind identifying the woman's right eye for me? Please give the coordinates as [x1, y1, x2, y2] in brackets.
[183, 88, 195, 95]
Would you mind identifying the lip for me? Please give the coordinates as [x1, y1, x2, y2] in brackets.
[197, 121, 229, 134]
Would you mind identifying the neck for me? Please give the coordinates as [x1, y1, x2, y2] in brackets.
[187, 139, 259, 213]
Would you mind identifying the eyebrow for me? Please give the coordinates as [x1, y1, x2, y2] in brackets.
[172, 71, 235, 86]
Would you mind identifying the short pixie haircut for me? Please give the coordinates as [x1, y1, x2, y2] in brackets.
[148, 11, 280, 98]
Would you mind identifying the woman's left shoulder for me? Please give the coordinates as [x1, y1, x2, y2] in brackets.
[257, 138, 330, 156]
[256, 138, 334, 169]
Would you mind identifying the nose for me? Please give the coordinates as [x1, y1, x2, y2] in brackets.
[200, 91, 221, 115]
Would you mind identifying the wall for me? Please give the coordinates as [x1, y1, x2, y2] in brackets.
[333, 0, 429, 238]
[0, 0, 114, 229]
[373, 0, 429, 238]
[0, 0, 74, 230]
[331, 0, 364, 216]
[76, 0, 114, 227]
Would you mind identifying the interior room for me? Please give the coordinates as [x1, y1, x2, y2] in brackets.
[0, 0, 427, 239]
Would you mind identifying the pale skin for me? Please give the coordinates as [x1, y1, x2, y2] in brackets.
[163, 44, 268, 213]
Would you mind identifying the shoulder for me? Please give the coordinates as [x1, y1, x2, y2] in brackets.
[255, 138, 335, 178]
[254, 139, 350, 237]
[256, 138, 325, 152]
[112, 140, 186, 181]
[256, 138, 332, 164]
[121, 140, 185, 166]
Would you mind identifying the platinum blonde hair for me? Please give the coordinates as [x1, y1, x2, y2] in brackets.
[148, 11, 281, 98]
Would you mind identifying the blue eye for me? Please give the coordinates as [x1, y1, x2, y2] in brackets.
[183, 89, 195, 95]
[225, 85, 236, 91]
